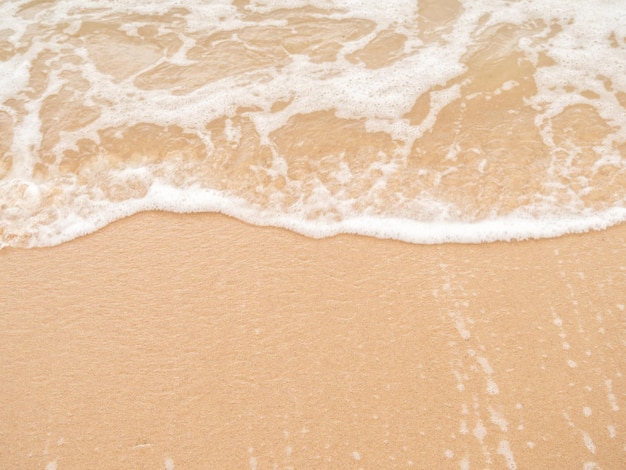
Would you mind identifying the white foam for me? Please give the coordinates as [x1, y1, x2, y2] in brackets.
[473, 420, 487, 443]
[497, 440, 517, 470]
[582, 432, 596, 454]
[1, 0, 625, 248]
[488, 406, 508, 433]
[5, 174, 624, 249]
[583, 463, 601, 470]
[605, 379, 619, 412]
[607, 425, 616, 439]
[486, 379, 500, 396]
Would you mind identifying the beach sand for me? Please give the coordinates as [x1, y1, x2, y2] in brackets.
[1, 212, 624, 469]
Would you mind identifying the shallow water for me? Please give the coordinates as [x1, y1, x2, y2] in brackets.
[1, 0, 625, 247]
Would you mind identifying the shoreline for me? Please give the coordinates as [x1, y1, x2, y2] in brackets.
[1, 212, 625, 469]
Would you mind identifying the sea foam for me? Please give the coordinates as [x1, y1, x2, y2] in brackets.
[0, 0, 624, 248]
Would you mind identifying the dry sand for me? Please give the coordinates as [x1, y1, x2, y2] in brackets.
[1, 212, 624, 469]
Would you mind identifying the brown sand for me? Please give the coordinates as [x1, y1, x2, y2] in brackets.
[0, 213, 624, 469]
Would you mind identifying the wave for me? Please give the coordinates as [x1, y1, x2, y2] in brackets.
[1, 0, 625, 247]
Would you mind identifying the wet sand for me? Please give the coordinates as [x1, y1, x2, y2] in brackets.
[1, 213, 624, 469]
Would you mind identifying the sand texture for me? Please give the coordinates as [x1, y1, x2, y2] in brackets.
[1, 213, 625, 469]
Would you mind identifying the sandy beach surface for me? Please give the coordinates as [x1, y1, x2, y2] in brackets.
[1, 212, 624, 469]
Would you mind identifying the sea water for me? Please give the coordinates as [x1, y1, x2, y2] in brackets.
[0, 0, 624, 248]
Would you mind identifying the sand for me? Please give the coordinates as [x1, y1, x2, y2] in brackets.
[0, 212, 624, 469]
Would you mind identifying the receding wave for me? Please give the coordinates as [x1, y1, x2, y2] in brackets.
[1, 0, 625, 248]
